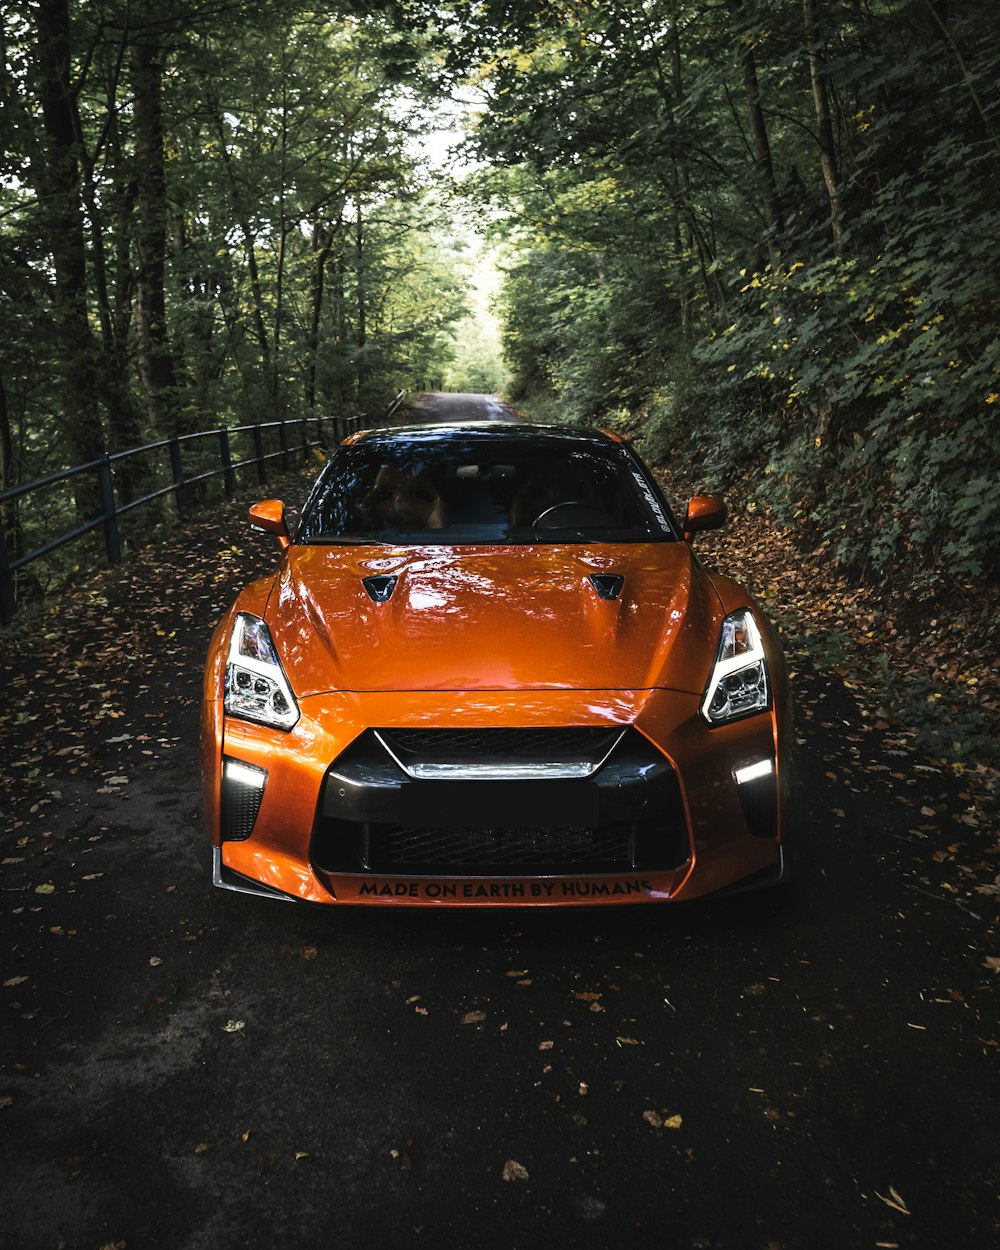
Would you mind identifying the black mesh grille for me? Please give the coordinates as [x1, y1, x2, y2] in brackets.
[310, 726, 691, 876]
[372, 823, 632, 871]
[381, 726, 619, 761]
[738, 773, 778, 839]
[221, 766, 266, 842]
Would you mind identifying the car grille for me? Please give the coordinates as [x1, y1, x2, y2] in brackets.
[371, 823, 633, 872]
[310, 726, 690, 876]
[380, 726, 620, 765]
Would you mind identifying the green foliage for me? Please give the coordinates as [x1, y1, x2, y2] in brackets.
[0, 0, 476, 492]
[461, 0, 1000, 589]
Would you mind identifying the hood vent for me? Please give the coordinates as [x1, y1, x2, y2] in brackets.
[362, 574, 398, 603]
[589, 573, 624, 601]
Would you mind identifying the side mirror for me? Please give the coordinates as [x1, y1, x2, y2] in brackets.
[683, 495, 727, 543]
[248, 499, 290, 550]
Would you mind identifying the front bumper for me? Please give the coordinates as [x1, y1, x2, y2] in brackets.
[204, 687, 786, 906]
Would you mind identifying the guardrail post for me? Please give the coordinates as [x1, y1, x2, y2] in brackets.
[279, 418, 289, 469]
[252, 423, 266, 485]
[168, 435, 187, 516]
[0, 526, 15, 624]
[98, 455, 122, 565]
[219, 427, 236, 498]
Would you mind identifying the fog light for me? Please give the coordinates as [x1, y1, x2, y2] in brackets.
[225, 759, 266, 789]
[734, 758, 774, 785]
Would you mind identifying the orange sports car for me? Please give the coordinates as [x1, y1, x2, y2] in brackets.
[201, 423, 790, 906]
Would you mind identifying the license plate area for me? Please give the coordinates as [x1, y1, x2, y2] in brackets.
[403, 778, 597, 829]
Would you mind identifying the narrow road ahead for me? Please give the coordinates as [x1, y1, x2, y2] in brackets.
[404, 391, 516, 424]
[1, 465, 997, 1250]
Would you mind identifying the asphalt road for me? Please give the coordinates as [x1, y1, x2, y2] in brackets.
[403, 391, 516, 424]
[2, 403, 998, 1250]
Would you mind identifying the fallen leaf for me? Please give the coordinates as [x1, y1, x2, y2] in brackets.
[301, 945, 318, 961]
[505, 969, 528, 977]
[223, 1019, 245, 1033]
[149, 956, 162, 967]
[664, 1114, 683, 1129]
[642, 1110, 662, 1128]
[502, 1159, 529, 1182]
[874, 1187, 910, 1215]
[194, 1142, 209, 1154]
[34, 883, 55, 895]
[574, 991, 601, 1001]
[615, 1036, 640, 1046]
[984, 956, 1000, 973]
[462, 1010, 486, 1025]
[3, 977, 28, 987]
[294, 1151, 309, 1160]
[539, 1040, 554, 1050]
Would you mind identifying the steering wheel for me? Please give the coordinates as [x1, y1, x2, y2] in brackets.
[531, 500, 592, 527]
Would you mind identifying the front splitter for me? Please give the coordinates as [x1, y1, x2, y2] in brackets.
[317, 868, 689, 906]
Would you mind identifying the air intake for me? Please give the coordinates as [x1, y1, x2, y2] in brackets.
[362, 575, 397, 602]
[589, 573, 624, 600]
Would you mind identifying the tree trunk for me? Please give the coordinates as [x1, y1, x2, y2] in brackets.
[34, 0, 104, 507]
[305, 220, 335, 412]
[355, 198, 368, 407]
[730, 1, 783, 249]
[803, 0, 844, 253]
[131, 39, 179, 435]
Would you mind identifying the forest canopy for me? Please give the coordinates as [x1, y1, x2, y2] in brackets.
[446, 0, 1000, 585]
[2, 0, 998, 593]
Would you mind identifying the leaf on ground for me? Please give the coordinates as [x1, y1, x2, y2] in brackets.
[505, 969, 528, 977]
[502, 1158, 529, 1182]
[149, 956, 162, 967]
[538, 1039, 554, 1050]
[574, 991, 601, 1001]
[875, 1187, 910, 1215]
[983, 956, 1000, 972]
[461, 1010, 486, 1025]
[301, 945, 318, 960]
[642, 1110, 663, 1128]
[34, 883, 55, 895]
[615, 1035, 640, 1046]
[3, 976, 28, 987]
[664, 1114, 683, 1129]
[223, 1019, 245, 1033]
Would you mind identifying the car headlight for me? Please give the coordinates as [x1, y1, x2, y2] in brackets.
[701, 608, 769, 725]
[224, 613, 300, 730]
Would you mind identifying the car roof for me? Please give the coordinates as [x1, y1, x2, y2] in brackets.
[350, 422, 621, 446]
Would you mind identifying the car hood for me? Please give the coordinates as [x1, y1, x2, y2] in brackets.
[267, 544, 723, 696]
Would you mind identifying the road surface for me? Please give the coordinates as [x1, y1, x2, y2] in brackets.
[1, 453, 997, 1250]
[402, 391, 516, 424]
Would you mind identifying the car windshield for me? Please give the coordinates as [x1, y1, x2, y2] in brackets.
[296, 433, 677, 545]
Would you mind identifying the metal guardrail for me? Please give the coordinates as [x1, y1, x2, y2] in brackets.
[0, 394, 405, 624]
